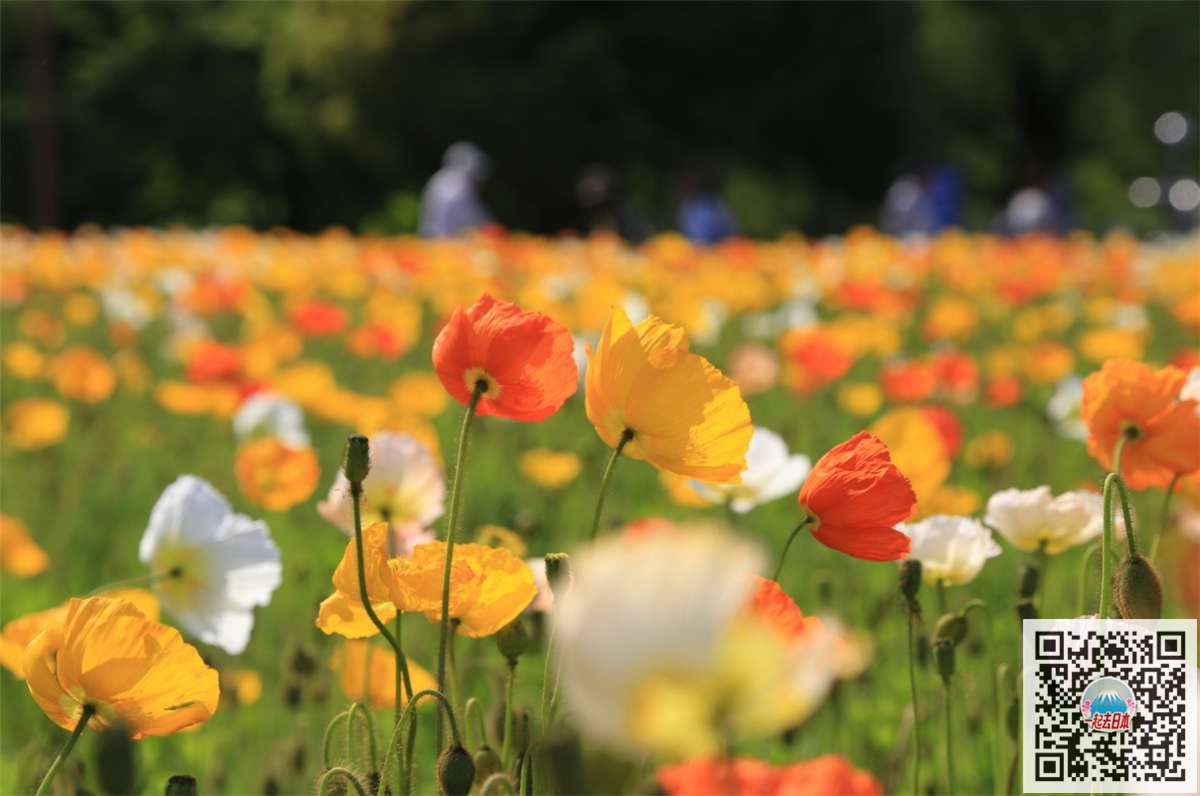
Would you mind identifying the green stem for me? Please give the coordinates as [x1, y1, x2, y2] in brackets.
[963, 600, 1000, 796]
[589, 430, 634, 541]
[943, 680, 957, 796]
[323, 710, 350, 768]
[318, 767, 368, 796]
[906, 614, 922, 796]
[771, 517, 813, 582]
[84, 569, 178, 596]
[1099, 435, 1130, 619]
[936, 580, 947, 615]
[380, 689, 462, 796]
[539, 621, 557, 731]
[465, 697, 487, 749]
[1150, 475, 1180, 563]
[1077, 541, 1101, 616]
[346, 702, 378, 774]
[502, 660, 517, 767]
[34, 706, 94, 796]
[437, 387, 482, 749]
[480, 773, 518, 796]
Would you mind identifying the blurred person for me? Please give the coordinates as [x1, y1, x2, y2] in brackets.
[881, 169, 936, 236]
[575, 163, 653, 242]
[676, 167, 738, 244]
[418, 141, 492, 238]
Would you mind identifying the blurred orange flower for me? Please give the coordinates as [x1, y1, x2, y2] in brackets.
[880, 359, 937, 403]
[234, 437, 320, 511]
[290, 300, 348, 336]
[797, 432, 916, 561]
[781, 328, 853, 394]
[587, 306, 751, 483]
[0, 515, 49, 577]
[185, 340, 244, 384]
[1081, 360, 1200, 489]
[657, 755, 881, 796]
[433, 294, 577, 421]
[24, 596, 217, 738]
[4, 398, 69, 450]
[745, 578, 819, 642]
[49, 346, 116, 403]
[331, 641, 436, 710]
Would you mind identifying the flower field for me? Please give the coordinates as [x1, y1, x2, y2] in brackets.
[1, 225, 1198, 796]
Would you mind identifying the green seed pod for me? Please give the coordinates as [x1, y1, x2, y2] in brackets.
[933, 613, 968, 646]
[164, 775, 198, 796]
[472, 745, 502, 788]
[343, 434, 371, 483]
[934, 638, 955, 682]
[899, 560, 923, 601]
[1015, 598, 1038, 621]
[1018, 563, 1041, 599]
[1113, 554, 1163, 619]
[438, 743, 476, 796]
[496, 619, 531, 663]
[95, 722, 137, 795]
[544, 553, 569, 587]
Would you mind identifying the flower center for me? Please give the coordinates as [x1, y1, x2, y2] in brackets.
[152, 543, 212, 612]
[463, 367, 501, 401]
[1120, 421, 1143, 441]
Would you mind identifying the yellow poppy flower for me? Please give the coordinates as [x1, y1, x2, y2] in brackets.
[3, 342, 45, 380]
[4, 398, 69, 450]
[836, 382, 883, 417]
[475, 525, 528, 557]
[586, 306, 752, 483]
[0, 514, 49, 577]
[519, 449, 582, 489]
[868, 407, 950, 507]
[316, 522, 398, 638]
[331, 641, 437, 710]
[391, 542, 536, 638]
[23, 596, 217, 738]
[48, 346, 117, 403]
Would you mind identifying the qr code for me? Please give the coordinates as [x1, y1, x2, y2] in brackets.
[1023, 619, 1197, 794]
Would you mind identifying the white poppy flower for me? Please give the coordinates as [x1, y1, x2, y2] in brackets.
[233, 392, 310, 447]
[692, 427, 811, 514]
[318, 432, 443, 552]
[139, 475, 282, 655]
[899, 515, 1002, 586]
[985, 486, 1113, 555]
[1046, 376, 1087, 440]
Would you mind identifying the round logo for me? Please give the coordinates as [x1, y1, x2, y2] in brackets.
[1079, 676, 1136, 732]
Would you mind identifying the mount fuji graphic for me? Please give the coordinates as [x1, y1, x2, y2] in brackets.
[1090, 689, 1128, 714]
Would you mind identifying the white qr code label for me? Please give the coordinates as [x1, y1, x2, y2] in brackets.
[1023, 619, 1197, 793]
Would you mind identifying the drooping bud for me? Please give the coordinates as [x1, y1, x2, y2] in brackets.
[933, 613, 968, 646]
[164, 775, 198, 796]
[1015, 598, 1038, 621]
[438, 743, 476, 796]
[95, 722, 137, 795]
[1113, 554, 1163, 619]
[1018, 563, 1040, 599]
[472, 746, 502, 788]
[899, 560, 923, 602]
[343, 434, 371, 483]
[496, 618, 531, 664]
[934, 638, 955, 682]
[544, 553, 569, 587]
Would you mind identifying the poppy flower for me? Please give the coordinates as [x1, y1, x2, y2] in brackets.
[184, 340, 244, 384]
[3, 398, 69, 450]
[692, 427, 811, 514]
[234, 438, 320, 512]
[985, 486, 1112, 554]
[780, 328, 853, 394]
[880, 359, 938, 403]
[331, 641, 436, 710]
[1081, 360, 1200, 489]
[24, 596, 218, 738]
[744, 578, 819, 641]
[898, 515, 1001, 586]
[48, 346, 116, 403]
[0, 514, 49, 577]
[587, 306, 752, 483]
[290, 300, 348, 336]
[233, 392, 310, 447]
[868, 408, 950, 506]
[519, 449, 583, 489]
[920, 405, 962, 460]
[797, 432, 916, 561]
[390, 542, 536, 638]
[316, 521, 400, 639]
[432, 294, 577, 421]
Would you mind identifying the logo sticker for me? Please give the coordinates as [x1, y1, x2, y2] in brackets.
[1080, 676, 1136, 732]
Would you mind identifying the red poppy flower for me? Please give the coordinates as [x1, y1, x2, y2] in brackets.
[185, 340, 243, 384]
[797, 432, 916, 561]
[920, 405, 962, 460]
[745, 577, 819, 641]
[880, 359, 938, 403]
[290, 301, 348, 336]
[432, 294, 577, 421]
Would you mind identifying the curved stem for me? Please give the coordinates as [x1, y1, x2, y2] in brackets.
[589, 430, 633, 541]
[318, 767, 368, 796]
[437, 388, 483, 747]
[481, 773, 518, 796]
[346, 702, 378, 774]
[349, 482, 411, 689]
[1110, 474, 1138, 558]
[1077, 541, 1101, 616]
[34, 705, 94, 796]
[502, 660, 517, 767]
[1100, 472, 1118, 619]
[323, 710, 350, 768]
[943, 680, 956, 796]
[380, 688, 462, 796]
[771, 517, 813, 582]
[1151, 475, 1180, 563]
[906, 615, 922, 796]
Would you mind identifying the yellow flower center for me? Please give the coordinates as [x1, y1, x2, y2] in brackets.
[463, 367, 501, 401]
[152, 543, 212, 612]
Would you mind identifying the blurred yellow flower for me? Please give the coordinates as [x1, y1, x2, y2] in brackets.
[519, 449, 582, 489]
[331, 641, 437, 710]
[922, 296, 978, 342]
[3, 342, 44, 380]
[49, 346, 116, 403]
[868, 407, 950, 507]
[1022, 341, 1075, 384]
[964, 431, 1015, 470]
[389, 372, 449, 418]
[0, 515, 49, 577]
[586, 306, 752, 483]
[660, 470, 711, 508]
[234, 437, 320, 512]
[836, 382, 883, 417]
[1077, 327, 1144, 363]
[64, 293, 99, 326]
[4, 398, 69, 450]
[920, 485, 982, 518]
[155, 381, 240, 417]
[475, 524, 528, 557]
[222, 668, 264, 707]
[17, 309, 64, 347]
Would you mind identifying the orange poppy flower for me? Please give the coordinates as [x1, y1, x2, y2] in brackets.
[776, 755, 883, 796]
[234, 438, 320, 512]
[0, 514, 49, 577]
[781, 328, 853, 394]
[796, 432, 916, 561]
[880, 359, 938, 403]
[1081, 360, 1200, 489]
[432, 294, 577, 421]
[290, 300, 348, 337]
[48, 346, 116, 403]
[185, 340, 244, 384]
[658, 757, 779, 796]
[745, 578, 820, 642]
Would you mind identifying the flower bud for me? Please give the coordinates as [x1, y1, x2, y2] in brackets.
[438, 743, 476, 796]
[95, 722, 137, 796]
[1018, 563, 1040, 599]
[544, 552, 569, 587]
[934, 638, 955, 682]
[1015, 598, 1038, 621]
[472, 745, 502, 788]
[343, 434, 371, 483]
[933, 613, 968, 646]
[164, 775, 198, 796]
[496, 618, 530, 664]
[1113, 554, 1163, 619]
[899, 560, 923, 601]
